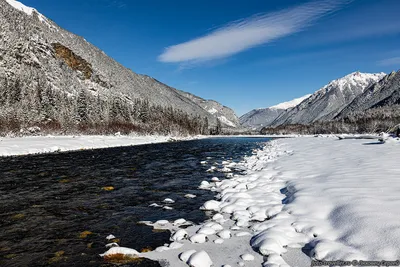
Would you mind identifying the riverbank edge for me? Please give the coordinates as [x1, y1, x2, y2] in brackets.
[0, 134, 297, 157]
[0, 134, 206, 157]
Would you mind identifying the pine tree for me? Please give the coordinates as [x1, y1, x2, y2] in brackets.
[77, 89, 88, 123]
[202, 117, 209, 135]
[216, 118, 222, 135]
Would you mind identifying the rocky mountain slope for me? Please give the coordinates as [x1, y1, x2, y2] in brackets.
[335, 70, 400, 119]
[0, 0, 236, 134]
[240, 94, 310, 129]
[178, 91, 239, 127]
[271, 72, 386, 126]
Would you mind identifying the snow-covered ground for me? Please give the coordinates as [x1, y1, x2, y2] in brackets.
[0, 134, 284, 157]
[100, 135, 400, 266]
[0, 135, 200, 156]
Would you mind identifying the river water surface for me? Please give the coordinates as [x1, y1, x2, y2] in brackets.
[0, 137, 272, 267]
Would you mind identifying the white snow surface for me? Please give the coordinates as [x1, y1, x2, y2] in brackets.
[6, 0, 38, 16]
[269, 94, 312, 110]
[218, 115, 237, 128]
[0, 135, 200, 156]
[100, 247, 140, 257]
[100, 136, 400, 266]
[5, 0, 52, 26]
[207, 108, 218, 114]
[318, 71, 386, 93]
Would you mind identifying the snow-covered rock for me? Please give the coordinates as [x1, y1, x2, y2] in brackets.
[197, 227, 216, 236]
[100, 247, 140, 257]
[106, 234, 115, 240]
[217, 230, 232, 239]
[189, 234, 208, 244]
[240, 253, 255, 261]
[172, 218, 187, 226]
[171, 229, 188, 241]
[200, 200, 220, 211]
[163, 198, 175, 204]
[187, 250, 213, 267]
[179, 250, 197, 263]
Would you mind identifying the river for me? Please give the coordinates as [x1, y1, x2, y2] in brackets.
[0, 137, 272, 266]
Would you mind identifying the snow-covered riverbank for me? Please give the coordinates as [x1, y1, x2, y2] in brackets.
[0, 135, 200, 156]
[100, 136, 400, 266]
[0, 134, 284, 157]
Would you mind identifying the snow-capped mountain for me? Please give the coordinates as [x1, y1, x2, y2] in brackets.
[271, 71, 386, 126]
[269, 95, 312, 110]
[178, 91, 240, 127]
[240, 94, 311, 129]
[0, 0, 237, 134]
[336, 70, 400, 119]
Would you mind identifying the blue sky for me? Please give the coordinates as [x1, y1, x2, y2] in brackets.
[22, 0, 400, 115]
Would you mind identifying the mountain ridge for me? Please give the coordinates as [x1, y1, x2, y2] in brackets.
[240, 94, 310, 129]
[271, 71, 386, 126]
[177, 90, 240, 128]
[0, 0, 238, 134]
[335, 70, 400, 119]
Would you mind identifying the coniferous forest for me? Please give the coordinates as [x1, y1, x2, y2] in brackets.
[0, 76, 211, 136]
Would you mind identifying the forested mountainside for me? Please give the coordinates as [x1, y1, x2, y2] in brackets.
[0, 0, 232, 136]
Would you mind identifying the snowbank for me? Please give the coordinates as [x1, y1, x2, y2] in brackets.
[0, 135, 200, 156]
[100, 136, 400, 266]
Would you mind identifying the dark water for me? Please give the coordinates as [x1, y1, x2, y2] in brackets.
[0, 137, 272, 267]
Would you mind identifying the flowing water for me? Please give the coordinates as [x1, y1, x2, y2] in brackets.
[0, 137, 272, 267]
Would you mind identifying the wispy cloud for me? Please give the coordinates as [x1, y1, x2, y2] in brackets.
[295, 1, 400, 47]
[158, 0, 349, 66]
[107, 0, 126, 8]
[378, 57, 400, 66]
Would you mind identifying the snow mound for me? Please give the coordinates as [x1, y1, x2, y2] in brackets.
[100, 247, 140, 257]
[187, 250, 213, 267]
[179, 250, 197, 262]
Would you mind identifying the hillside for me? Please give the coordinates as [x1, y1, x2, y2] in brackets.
[271, 72, 386, 126]
[0, 0, 234, 135]
[240, 94, 311, 129]
[178, 91, 240, 128]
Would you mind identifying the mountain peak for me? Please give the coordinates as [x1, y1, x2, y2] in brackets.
[6, 0, 40, 17]
[269, 94, 312, 110]
[320, 71, 386, 94]
[5, 0, 54, 28]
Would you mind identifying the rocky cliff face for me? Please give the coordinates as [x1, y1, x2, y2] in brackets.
[0, 0, 237, 134]
[271, 72, 386, 126]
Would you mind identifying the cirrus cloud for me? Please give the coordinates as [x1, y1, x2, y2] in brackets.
[378, 57, 400, 67]
[158, 0, 350, 65]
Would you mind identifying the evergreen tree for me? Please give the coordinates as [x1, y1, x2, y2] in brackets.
[77, 89, 88, 123]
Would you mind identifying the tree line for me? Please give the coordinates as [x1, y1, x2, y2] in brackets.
[261, 105, 400, 135]
[0, 76, 214, 136]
